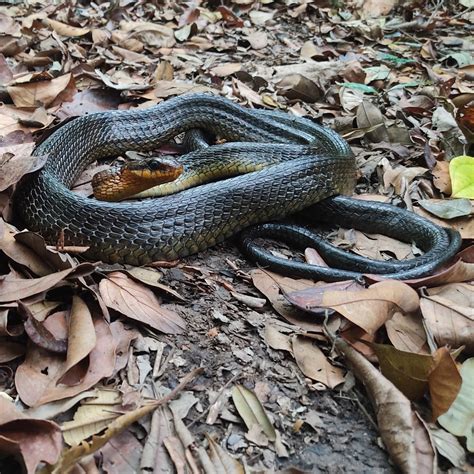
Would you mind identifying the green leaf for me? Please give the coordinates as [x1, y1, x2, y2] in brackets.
[379, 53, 416, 66]
[418, 199, 472, 219]
[231, 385, 276, 441]
[450, 156, 474, 199]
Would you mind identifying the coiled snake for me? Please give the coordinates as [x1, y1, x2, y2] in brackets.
[13, 94, 461, 281]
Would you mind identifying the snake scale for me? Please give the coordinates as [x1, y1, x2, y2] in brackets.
[13, 94, 461, 281]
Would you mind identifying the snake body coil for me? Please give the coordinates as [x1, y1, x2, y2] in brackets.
[13, 94, 460, 279]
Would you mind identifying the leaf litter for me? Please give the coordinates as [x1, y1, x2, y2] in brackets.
[0, 1, 473, 473]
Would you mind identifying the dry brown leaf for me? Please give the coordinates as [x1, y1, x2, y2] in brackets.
[277, 74, 321, 103]
[432, 161, 452, 194]
[99, 272, 185, 334]
[356, 101, 389, 143]
[264, 321, 293, 353]
[292, 335, 345, 388]
[251, 269, 332, 331]
[62, 389, 122, 446]
[8, 73, 76, 108]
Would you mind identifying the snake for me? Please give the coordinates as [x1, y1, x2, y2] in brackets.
[12, 94, 461, 281]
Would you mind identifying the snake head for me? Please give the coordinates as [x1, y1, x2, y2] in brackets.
[92, 157, 184, 201]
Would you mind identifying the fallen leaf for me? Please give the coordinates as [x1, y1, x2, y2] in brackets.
[7, 73, 76, 108]
[356, 101, 389, 142]
[0, 147, 44, 192]
[99, 272, 185, 334]
[0, 263, 95, 303]
[15, 316, 115, 407]
[276, 74, 321, 103]
[385, 311, 427, 353]
[62, 389, 122, 446]
[420, 291, 474, 354]
[292, 335, 345, 388]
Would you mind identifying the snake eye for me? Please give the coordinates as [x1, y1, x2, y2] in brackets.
[145, 159, 162, 171]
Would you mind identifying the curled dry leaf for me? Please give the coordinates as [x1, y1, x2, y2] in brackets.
[0, 397, 62, 474]
[59, 296, 97, 382]
[45, 18, 90, 37]
[292, 335, 345, 389]
[251, 269, 328, 331]
[23, 306, 68, 354]
[335, 338, 436, 473]
[99, 272, 185, 334]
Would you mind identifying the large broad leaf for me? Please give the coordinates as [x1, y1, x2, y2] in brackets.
[450, 156, 474, 198]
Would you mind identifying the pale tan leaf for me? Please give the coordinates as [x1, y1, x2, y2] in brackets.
[62, 389, 122, 446]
